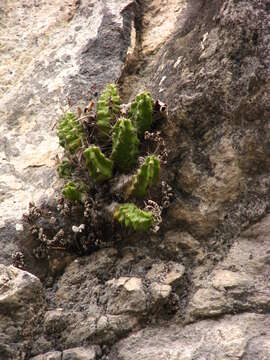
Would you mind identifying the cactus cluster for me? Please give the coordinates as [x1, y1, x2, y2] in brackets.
[57, 84, 163, 233]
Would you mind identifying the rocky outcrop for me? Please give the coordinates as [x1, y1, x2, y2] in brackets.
[0, 265, 44, 359]
[113, 313, 270, 359]
[0, 0, 136, 264]
[1, 0, 270, 359]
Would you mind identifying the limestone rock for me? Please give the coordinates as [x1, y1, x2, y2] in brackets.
[113, 313, 270, 360]
[0, 265, 45, 359]
[106, 277, 147, 314]
[30, 352, 62, 360]
[187, 214, 270, 321]
[62, 346, 99, 360]
[0, 0, 137, 264]
[146, 261, 185, 287]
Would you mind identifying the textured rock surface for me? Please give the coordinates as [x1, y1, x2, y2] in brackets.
[1, 0, 270, 359]
[113, 313, 270, 360]
[0, 265, 45, 359]
[0, 0, 136, 263]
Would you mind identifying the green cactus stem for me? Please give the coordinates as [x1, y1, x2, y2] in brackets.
[114, 203, 153, 231]
[84, 145, 113, 183]
[127, 155, 160, 198]
[111, 118, 139, 173]
[62, 181, 83, 202]
[57, 112, 84, 153]
[96, 84, 120, 137]
[129, 91, 154, 135]
[57, 160, 74, 179]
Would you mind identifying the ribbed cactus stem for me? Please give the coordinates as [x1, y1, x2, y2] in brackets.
[62, 182, 83, 202]
[57, 160, 74, 179]
[111, 118, 139, 173]
[114, 203, 153, 231]
[127, 155, 160, 198]
[129, 92, 154, 135]
[57, 112, 84, 153]
[96, 84, 120, 137]
[84, 145, 113, 183]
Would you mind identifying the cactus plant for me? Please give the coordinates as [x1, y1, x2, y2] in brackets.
[96, 84, 120, 137]
[84, 145, 113, 183]
[57, 112, 84, 153]
[62, 181, 83, 202]
[114, 203, 153, 231]
[129, 91, 154, 135]
[111, 118, 139, 172]
[57, 160, 74, 179]
[127, 155, 160, 198]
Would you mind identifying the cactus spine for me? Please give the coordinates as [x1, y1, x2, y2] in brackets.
[84, 145, 113, 183]
[114, 203, 153, 231]
[111, 118, 139, 173]
[57, 112, 84, 153]
[129, 92, 154, 135]
[127, 155, 160, 198]
[96, 84, 120, 137]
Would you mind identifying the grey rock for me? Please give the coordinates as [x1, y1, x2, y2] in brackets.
[30, 351, 62, 360]
[0, 0, 136, 265]
[0, 265, 42, 310]
[106, 277, 147, 315]
[62, 346, 99, 360]
[0, 265, 45, 358]
[187, 214, 270, 321]
[113, 313, 270, 360]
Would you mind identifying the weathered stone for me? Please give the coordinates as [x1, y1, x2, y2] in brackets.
[146, 261, 185, 287]
[0, 0, 136, 264]
[149, 282, 172, 304]
[106, 277, 147, 315]
[30, 352, 62, 360]
[44, 308, 67, 334]
[0, 265, 42, 310]
[0, 265, 45, 358]
[2, 0, 270, 357]
[62, 346, 99, 360]
[113, 313, 270, 360]
[187, 214, 270, 320]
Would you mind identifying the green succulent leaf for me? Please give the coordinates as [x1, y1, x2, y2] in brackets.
[57, 112, 84, 153]
[114, 203, 153, 231]
[129, 91, 154, 135]
[62, 181, 83, 202]
[111, 117, 139, 173]
[84, 145, 113, 183]
[127, 155, 160, 198]
[96, 84, 120, 137]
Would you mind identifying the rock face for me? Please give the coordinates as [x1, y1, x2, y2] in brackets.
[1, 0, 270, 359]
[0, 0, 136, 263]
[0, 265, 44, 359]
